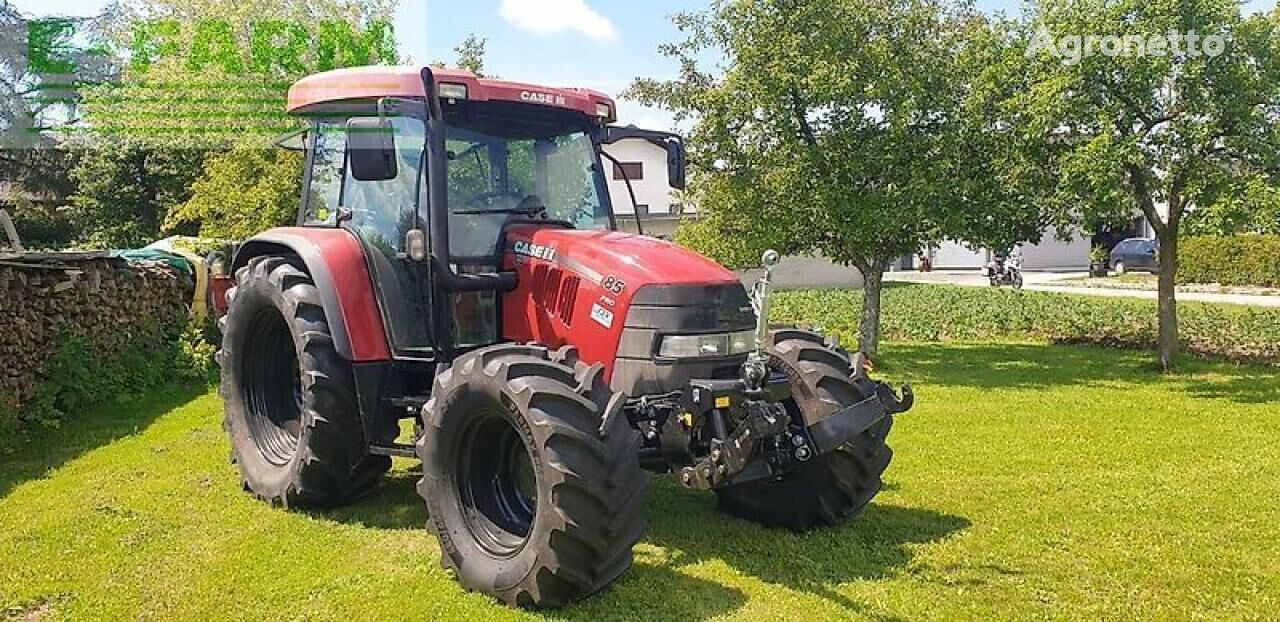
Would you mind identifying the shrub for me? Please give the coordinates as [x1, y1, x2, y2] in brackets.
[3, 318, 217, 452]
[773, 284, 1280, 364]
[1179, 235, 1280, 288]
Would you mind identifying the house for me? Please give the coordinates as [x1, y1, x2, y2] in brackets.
[920, 226, 1093, 270]
[600, 127, 685, 239]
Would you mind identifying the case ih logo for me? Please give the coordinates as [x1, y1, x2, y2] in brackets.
[520, 91, 568, 107]
[513, 240, 558, 261]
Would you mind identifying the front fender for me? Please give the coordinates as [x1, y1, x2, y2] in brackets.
[232, 228, 391, 362]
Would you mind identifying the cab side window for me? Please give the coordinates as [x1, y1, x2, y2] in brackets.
[304, 122, 345, 225]
[343, 117, 427, 253]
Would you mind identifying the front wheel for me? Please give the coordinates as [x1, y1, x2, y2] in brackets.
[418, 345, 648, 608]
[714, 330, 894, 531]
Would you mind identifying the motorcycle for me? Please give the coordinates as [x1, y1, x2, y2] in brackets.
[986, 254, 1024, 290]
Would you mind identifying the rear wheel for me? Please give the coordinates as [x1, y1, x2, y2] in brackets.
[219, 256, 389, 507]
[418, 344, 648, 608]
[714, 330, 893, 531]
[1114, 261, 1127, 275]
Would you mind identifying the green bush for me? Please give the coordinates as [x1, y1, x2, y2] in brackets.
[773, 284, 1280, 363]
[1179, 235, 1280, 288]
[3, 318, 217, 453]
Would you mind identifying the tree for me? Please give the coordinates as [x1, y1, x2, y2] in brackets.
[69, 139, 206, 246]
[163, 146, 302, 239]
[1017, 0, 1280, 370]
[431, 34, 490, 77]
[454, 34, 488, 77]
[1183, 175, 1280, 235]
[629, 0, 1012, 356]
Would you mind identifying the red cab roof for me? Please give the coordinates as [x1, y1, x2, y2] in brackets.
[286, 66, 617, 122]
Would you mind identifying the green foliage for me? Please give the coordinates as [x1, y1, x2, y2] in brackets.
[69, 141, 206, 248]
[8, 204, 80, 250]
[630, 0, 1013, 271]
[0, 393, 18, 452]
[1179, 235, 1280, 288]
[173, 317, 220, 383]
[673, 213, 771, 270]
[164, 148, 303, 239]
[630, 0, 1042, 354]
[1183, 176, 1280, 236]
[432, 34, 489, 77]
[772, 285, 1280, 364]
[3, 316, 215, 451]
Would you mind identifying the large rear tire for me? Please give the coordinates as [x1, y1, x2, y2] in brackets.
[417, 344, 648, 608]
[714, 329, 893, 531]
[218, 256, 389, 507]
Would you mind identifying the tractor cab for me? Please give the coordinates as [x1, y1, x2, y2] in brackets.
[280, 66, 685, 359]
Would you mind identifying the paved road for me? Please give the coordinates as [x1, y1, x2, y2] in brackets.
[884, 269, 1280, 308]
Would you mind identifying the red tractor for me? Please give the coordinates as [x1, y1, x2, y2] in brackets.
[216, 66, 912, 608]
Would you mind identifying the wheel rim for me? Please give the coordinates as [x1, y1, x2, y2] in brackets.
[457, 407, 538, 558]
[241, 308, 303, 466]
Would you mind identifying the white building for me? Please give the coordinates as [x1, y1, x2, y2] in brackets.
[600, 130, 687, 238]
[921, 226, 1093, 270]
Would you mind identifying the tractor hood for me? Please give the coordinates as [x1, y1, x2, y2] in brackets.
[501, 224, 754, 388]
[504, 226, 742, 288]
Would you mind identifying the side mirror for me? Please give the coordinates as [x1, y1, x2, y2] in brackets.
[666, 138, 687, 190]
[346, 117, 398, 181]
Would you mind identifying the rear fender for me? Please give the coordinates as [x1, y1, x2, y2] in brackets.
[231, 228, 392, 362]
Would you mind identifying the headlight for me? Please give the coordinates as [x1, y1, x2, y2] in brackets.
[658, 330, 756, 359]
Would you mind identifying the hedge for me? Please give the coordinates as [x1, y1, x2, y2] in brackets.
[1179, 235, 1280, 288]
[773, 284, 1280, 364]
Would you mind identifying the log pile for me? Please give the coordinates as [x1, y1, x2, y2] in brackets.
[0, 252, 192, 406]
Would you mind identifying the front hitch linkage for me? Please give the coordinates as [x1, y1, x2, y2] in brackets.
[676, 250, 915, 490]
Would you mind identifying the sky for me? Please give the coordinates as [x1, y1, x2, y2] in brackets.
[8, 0, 1279, 129]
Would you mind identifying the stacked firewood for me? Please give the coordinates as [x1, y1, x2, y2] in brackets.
[0, 253, 192, 406]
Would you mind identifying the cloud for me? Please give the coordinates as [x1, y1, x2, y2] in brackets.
[499, 0, 619, 43]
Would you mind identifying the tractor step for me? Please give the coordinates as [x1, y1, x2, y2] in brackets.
[369, 442, 417, 458]
[386, 396, 430, 419]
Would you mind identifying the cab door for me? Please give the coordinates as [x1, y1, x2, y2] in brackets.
[302, 116, 434, 358]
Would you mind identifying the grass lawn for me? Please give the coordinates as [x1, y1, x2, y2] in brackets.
[2, 342, 1278, 620]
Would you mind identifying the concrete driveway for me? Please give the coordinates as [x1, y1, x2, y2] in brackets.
[885, 269, 1280, 308]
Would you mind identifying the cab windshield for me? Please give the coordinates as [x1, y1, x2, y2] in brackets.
[444, 109, 612, 259]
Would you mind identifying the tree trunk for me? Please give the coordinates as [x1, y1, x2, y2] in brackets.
[1156, 234, 1179, 371]
[858, 261, 886, 357]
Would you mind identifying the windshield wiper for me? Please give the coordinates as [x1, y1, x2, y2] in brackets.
[452, 206, 547, 216]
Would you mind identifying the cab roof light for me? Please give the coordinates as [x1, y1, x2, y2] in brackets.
[438, 82, 468, 101]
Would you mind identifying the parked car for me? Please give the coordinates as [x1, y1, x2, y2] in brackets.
[1109, 238, 1159, 274]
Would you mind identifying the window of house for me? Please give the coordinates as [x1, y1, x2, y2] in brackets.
[613, 161, 643, 180]
[634, 204, 649, 216]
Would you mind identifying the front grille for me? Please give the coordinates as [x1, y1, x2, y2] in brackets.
[610, 282, 756, 395]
